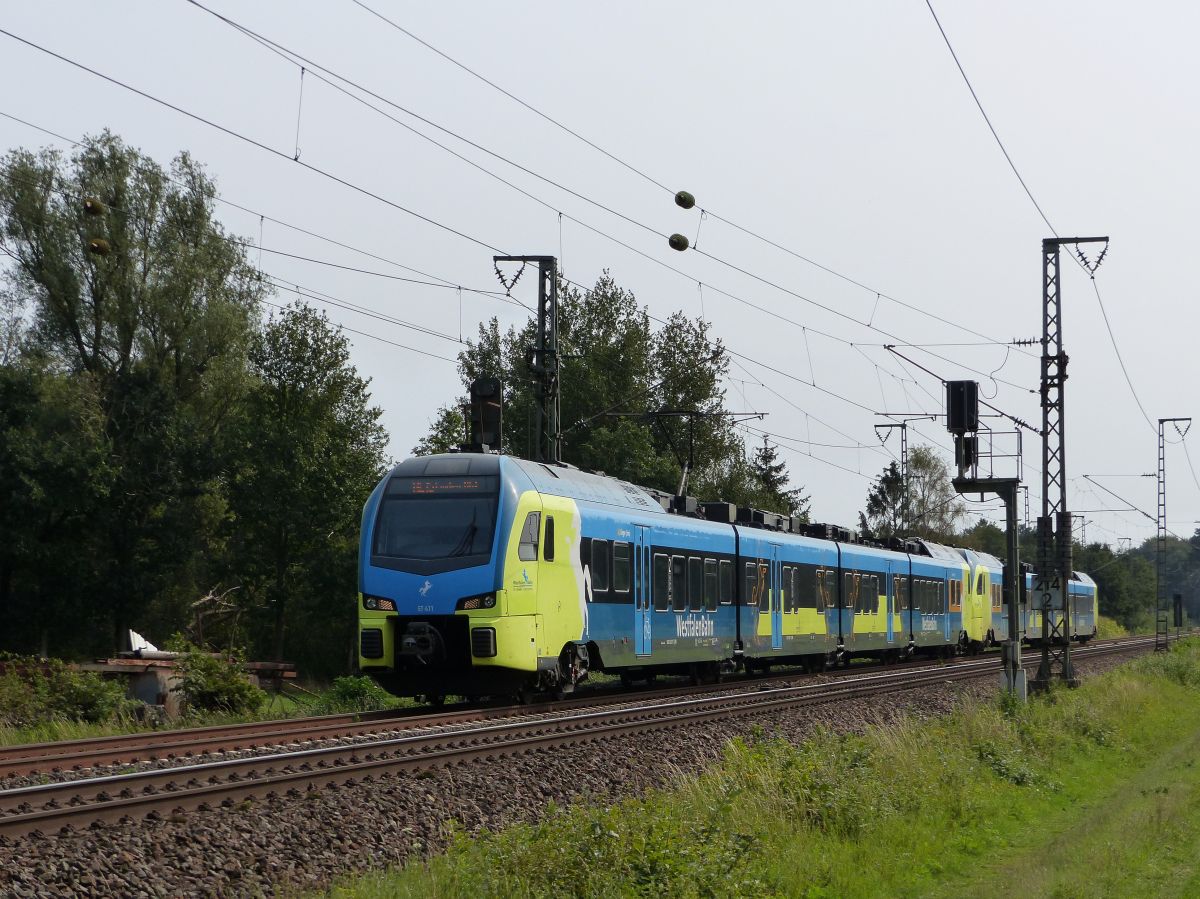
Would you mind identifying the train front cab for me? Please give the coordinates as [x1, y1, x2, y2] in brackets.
[1022, 570, 1096, 645]
[958, 549, 1006, 649]
[357, 454, 583, 697]
[1070, 572, 1098, 642]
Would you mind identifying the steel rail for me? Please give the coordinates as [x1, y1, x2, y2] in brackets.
[0, 637, 1152, 839]
[0, 636, 1154, 779]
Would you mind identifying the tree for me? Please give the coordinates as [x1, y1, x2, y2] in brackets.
[0, 133, 264, 651]
[749, 437, 811, 519]
[860, 461, 906, 540]
[959, 518, 1007, 557]
[860, 446, 964, 542]
[226, 304, 388, 671]
[413, 404, 465, 456]
[0, 363, 112, 654]
[416, 272, 808, 513]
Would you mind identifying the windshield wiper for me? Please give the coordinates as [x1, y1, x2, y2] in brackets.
[448, 507, 480, 557]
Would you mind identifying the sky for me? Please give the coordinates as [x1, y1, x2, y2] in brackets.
[1, 1, 1197, 548]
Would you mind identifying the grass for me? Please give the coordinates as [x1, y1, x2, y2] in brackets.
[0, 693, 307, 747]
[318, 640, 1200, 899]
[1095, 613, 1129, 639]
[0, 676, 415, 747]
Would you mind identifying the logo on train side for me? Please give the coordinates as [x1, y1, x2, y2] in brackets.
[419, 580, 432, 598]
[676, 615, 715, 638]
[511, 567, 534, 591]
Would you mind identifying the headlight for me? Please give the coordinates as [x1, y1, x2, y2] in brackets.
[362, 595, 395, 611]
[456, 593, 497, 611]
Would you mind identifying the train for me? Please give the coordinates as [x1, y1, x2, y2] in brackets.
[356, 452, 1097, 700]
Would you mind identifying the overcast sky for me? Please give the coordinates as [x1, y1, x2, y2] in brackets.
[3, 1, 1197, 547]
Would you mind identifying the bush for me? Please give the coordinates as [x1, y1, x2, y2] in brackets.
[313, 675, 398, 714]
[1095, 614, 1129, 639]
[167, 639, 266, 716]
[0, 654, 135, 727]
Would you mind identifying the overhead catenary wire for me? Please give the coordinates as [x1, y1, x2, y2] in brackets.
[0, 27, 505, 255]
[181, 1, 1043, 378]
[0, 133, 902, 468]
[259, 298, 458, 364]
[344, 0, 1038, 358]
[0, 30, 1033, 439]
[0, 26, 1048, 510]
[0, 110, 514, 302]
[0, 110, 902, 458]
[923, 2, 1160, 438]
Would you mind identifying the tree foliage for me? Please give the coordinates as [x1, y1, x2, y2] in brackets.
[226, 304, 387, 673]
[417, 273, 809, 514]
[859, 446, 964, 542]
[0, 133, 388, 675]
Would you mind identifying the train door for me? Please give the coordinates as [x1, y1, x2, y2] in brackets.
[770, 545, 783, 651]
[885, 561, 895, 645]
[634, 526, 652, 657]
[944, 576, 952, 642]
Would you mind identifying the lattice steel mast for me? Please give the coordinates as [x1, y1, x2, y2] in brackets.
[495, 255, 560, 464]
[1032, 237, 1106, 689]
[1157, 417, 1191, 650]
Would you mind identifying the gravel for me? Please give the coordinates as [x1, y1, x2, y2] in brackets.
[0, 649, 1140, 898]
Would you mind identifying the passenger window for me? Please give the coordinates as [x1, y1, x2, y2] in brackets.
[704, 560, 718, 612]
[895, 575, 906, 612]
[518, 512, 540, 562]
[591, 539, 610, 593]
[653, 554, 669, 611]
[612, 543, 631, 593]
[544, 516, 555, 561]
[846, 573, 861, 613]
[757, 564, 771, 612]
[719, 560, 733, 605]
[795, 566, 811, 610]
[671, 556, 687, 612]
[688, 557, 704, 611]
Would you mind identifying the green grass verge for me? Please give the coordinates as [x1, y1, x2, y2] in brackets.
[0, 676, 415, 747]
[319, 641, 1200, 899]
[1095, 614, 1129, 639]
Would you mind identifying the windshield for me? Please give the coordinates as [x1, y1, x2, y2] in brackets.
[373, 475, 499, 563]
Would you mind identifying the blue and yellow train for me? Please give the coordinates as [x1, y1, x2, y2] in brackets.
[357, 453, 1097, 699]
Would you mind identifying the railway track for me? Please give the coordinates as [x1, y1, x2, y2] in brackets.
[0, 635, 1146, 780]
[0, 635, 1153, 839]
[0, 636, 1155, 779]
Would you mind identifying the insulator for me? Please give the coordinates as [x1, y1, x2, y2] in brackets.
[674, 190, 696, 210]
[83, 197, 106, 216]
[88, 238, 111, 256]
[668, 233, 690, 252]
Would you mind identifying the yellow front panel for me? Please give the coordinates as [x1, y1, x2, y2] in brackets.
[467, 613, 539, 671]
[358, 603, 395, 668]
